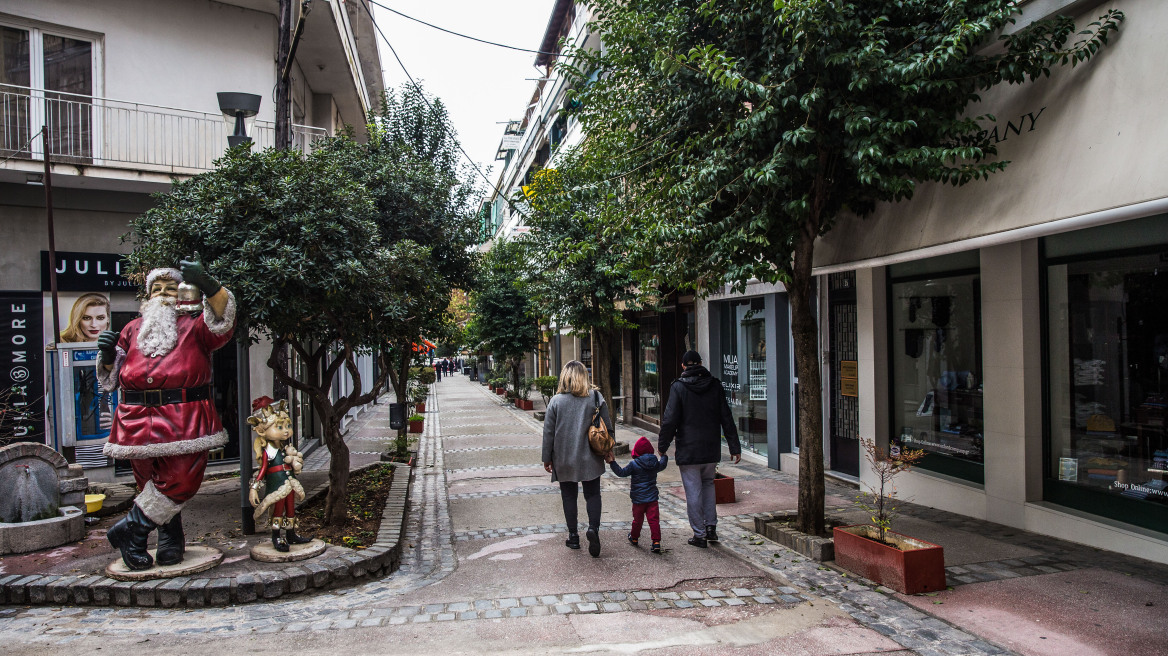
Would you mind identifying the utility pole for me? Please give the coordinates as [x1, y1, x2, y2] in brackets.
[275, 0, 293, 150]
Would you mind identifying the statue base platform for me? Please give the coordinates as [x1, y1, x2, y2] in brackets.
[251, 538, 327, 562]
[105, 545, 223, 581]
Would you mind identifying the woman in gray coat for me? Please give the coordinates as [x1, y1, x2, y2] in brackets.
[542, 360, 613, 557]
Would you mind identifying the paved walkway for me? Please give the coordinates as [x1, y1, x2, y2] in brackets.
[2, 374, 1166, 656]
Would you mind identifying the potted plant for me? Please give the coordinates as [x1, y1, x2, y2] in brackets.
[515, 377, 535, 410]
[409, 384, 428, 413]
[532, 375, 558, 420]
[494, 379, 507, 396]
[833, 437, 945, 595]
[714, 469, 736, 504]
[407, 413, 425, 434]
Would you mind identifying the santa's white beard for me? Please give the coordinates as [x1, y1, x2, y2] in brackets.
[137, 297, 179, 357]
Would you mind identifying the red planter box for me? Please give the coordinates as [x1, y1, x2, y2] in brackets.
[517, 399, 534, 410]
[408, 420, 424, 434]
[714, 473, 735, 504]
[833, 525, 946, 594]
[496, 388, 506, 396]
[415, 402, 426, 413]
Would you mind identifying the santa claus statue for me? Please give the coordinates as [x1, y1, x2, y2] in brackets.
[97, 254, 235, 570]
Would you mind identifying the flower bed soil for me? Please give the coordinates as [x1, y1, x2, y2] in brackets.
[296, 463, 395, 549]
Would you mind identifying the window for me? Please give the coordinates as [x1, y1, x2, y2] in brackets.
[636, 317, 660, 420]
[717, 298, 769, 456]
[889, 252, 984, 482]
[1044, 215, 1168, 533]
[0, 21, 97, 160]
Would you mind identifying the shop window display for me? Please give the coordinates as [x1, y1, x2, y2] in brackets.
[636, 318, 660, 420]
[718, 298, 768, 456]
[1047, 249, 1168, 524]
[890, 272, 983, 478]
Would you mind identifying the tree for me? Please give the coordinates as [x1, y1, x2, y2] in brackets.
[518, 157, 647, 406]
[318, 84, 481, 439]
[126, 145, 431, 526]
[471, 239, 540, 393]
[572, 0, 1122, 534]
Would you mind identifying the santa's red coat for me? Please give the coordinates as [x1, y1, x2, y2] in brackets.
[102, 300, 234, 460]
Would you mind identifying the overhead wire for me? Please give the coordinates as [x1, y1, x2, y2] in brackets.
[358, 0, 534, 223]
[366, 0, 560, 57]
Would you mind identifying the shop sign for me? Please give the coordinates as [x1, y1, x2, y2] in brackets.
[500, 133, 522, 150]
[0, 292, 45, 443]
[40, 251, 134, 291]
[976, 107, 1045, 145]
[840, 359, 858, 398]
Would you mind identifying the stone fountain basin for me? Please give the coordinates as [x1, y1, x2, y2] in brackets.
[0, 506, 85, 555]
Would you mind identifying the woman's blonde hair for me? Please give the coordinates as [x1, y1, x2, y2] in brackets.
[556, 360, 594, 397]
[60, 293, 111, 343]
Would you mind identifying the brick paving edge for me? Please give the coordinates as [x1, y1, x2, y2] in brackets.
[1, 457, 415, 609]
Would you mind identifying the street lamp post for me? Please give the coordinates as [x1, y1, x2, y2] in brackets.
[217, 91, 262, 535]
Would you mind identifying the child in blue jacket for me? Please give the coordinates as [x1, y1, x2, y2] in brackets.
[607, 436, 669, 553]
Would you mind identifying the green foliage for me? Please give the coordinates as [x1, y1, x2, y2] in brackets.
[516, 377, 534, 401]
[412, 367, 437, 385]
[471, 239, 540, 390]
[534, 375, 559, 406]
[570, 0, 1122, 534]
[407, 414, 424, 422]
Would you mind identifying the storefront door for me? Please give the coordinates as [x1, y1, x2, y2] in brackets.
[829, 272, 860, 476]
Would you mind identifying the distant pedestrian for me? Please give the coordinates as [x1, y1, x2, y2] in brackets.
[434, 360, 442, 381]
[606, 436, 668, 554]
[657, 350, 741, 548]
[542, 360, 611, 557]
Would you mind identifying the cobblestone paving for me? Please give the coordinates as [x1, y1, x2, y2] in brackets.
[0, 376, 1050, 655]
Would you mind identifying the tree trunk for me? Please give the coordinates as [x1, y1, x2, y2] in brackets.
[321, 413, 349, 526]
[789, 219, 825, 537]
[274, 0, 292, 150]
[509, 355, 523, 396]
[591, 327, 615, 417]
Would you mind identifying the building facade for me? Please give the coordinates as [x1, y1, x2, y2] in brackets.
[0, 0, 383, 479]
[804, 0, 1168, 563]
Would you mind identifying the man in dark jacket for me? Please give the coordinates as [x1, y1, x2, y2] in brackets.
[657, 350, 741, 548]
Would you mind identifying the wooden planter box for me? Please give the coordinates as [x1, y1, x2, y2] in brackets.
[496, 388, 507, 396]
[714, 472, 736, 504]
[516, 399, 534, 410]
[832, 525, 946, 595]
[414, 402, 426, 413]
[408, 420, 424, 434]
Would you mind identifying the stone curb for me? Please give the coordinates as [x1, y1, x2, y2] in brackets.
[2, 455, 414, 609]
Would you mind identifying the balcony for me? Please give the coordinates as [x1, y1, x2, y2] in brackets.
[1, 85, 328, 177]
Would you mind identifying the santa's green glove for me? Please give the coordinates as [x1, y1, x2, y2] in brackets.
[179, 252, 222, 297]
[97, 329, 119, 363]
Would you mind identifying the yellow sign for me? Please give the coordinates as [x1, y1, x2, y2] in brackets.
[841, 378, 859, 397]
[840, 360, 858, 380]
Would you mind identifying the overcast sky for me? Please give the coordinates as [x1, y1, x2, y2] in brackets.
[366, 0, 557, 190]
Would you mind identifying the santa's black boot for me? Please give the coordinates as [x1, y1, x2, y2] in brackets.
[272, 528, 289, 552]
[155, 512, 186, 566]
[286, 519, 312, 545]
[107, 505, 157, 570]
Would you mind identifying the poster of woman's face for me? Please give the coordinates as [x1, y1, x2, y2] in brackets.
[59, 293, 111, 343]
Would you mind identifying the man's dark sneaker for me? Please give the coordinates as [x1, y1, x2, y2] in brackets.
[565, 533, 581, 549]
[627, 533, 639, 546]
[705, 525, 720, 543]
[687, 536, 708, 548]
[651, 540, 662, 554]
[586, 528, 601, 557]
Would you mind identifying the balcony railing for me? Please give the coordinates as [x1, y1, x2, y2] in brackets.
[1, 84, 328, 175]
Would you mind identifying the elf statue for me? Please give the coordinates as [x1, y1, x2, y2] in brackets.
[247, 397, 312, 551]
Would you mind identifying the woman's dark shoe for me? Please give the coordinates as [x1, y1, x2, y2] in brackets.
[687, 536, 708, 548]
[565, 533, 581, 549]
[155, 512, 186, 566]
[586, 528, 601, 558]
[651, 540, 662, 554]
[106, 505, 157, 571]
[272, 529, 290, 553]
[705, 525, 719, 543]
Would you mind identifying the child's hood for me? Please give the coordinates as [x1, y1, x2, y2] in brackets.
[632, 453, 661, 469]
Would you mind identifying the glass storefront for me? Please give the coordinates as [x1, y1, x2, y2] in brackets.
[636, 317, 660, 420]
[718, 298, 768, 456]
[1045, 217, 1168, 532]
[889, 255, 983, 481]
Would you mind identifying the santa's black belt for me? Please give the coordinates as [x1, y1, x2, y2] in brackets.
[121, 385, 211, 407]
